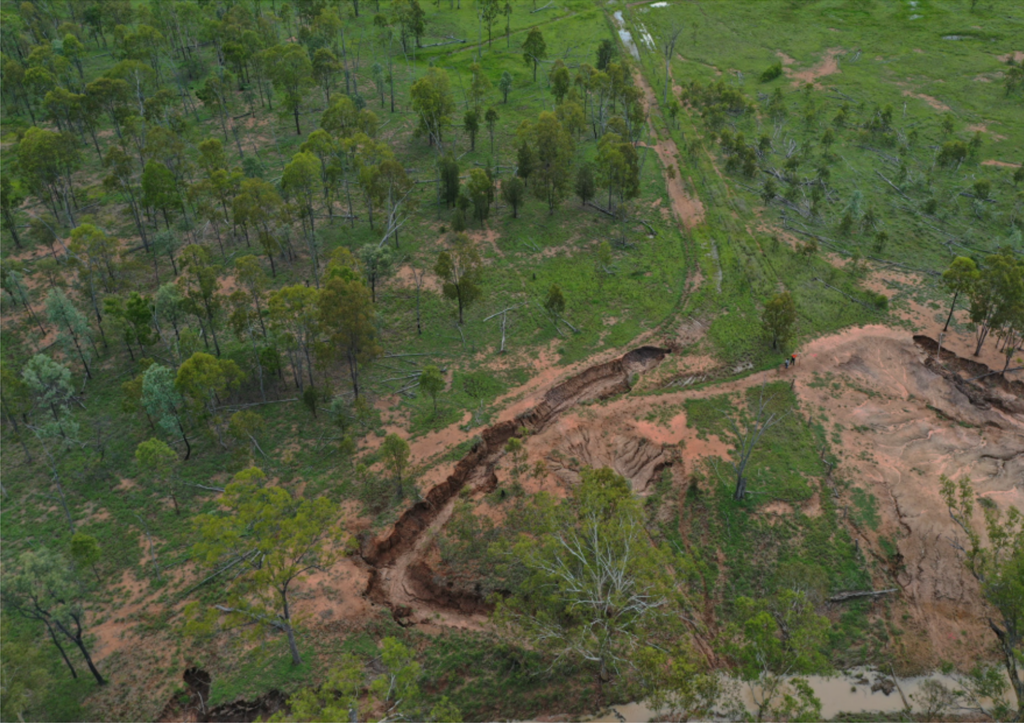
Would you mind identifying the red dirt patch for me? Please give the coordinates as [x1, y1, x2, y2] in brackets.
[794, 326, 1023, 669]
[982, 159, 1021, 168]
[393, 264, 441, 293]
[630, 68, 706, 228]
[787, 47, 844, 87]
[901, 90, 950, 112]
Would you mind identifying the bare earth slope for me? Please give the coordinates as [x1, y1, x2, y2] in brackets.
[352, 321, 1021, 669]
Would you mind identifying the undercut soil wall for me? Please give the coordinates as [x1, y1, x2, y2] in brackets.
[360, 346, 670, 611]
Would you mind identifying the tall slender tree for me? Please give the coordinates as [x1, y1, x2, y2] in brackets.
[1, 548, 107, 685]
[318, 276, 381, 398]
[189, 467, 342, 666]
[435, 233, 483, 324]
[44, 289, 94, 379]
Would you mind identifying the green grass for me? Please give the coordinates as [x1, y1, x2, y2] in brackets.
[619, 0, 1022, 364]
[206, 652, 314, 708]
[670, 382, 877, 666]
[416, 630, 601, 720]
[851, 486, 882, 531]
[1, 1, 695, 715]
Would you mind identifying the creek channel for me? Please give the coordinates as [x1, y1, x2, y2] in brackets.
[585, 667, 1007, 721]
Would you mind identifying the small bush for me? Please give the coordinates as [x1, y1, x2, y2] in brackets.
[937, 140, 968, 167]
[760, 62, 783, 83]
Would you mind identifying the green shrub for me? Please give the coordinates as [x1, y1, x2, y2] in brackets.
[937, 140, 968, 167]
[760, 61, 783, 82]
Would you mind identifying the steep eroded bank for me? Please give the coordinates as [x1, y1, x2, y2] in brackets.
[359, 346, 670, 620]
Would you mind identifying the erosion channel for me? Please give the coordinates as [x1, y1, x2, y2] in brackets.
[359, 345, 670, 623]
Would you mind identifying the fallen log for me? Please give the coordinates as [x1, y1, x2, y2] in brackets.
[420, 36, 467, 48]
[828, 588, 898, 603]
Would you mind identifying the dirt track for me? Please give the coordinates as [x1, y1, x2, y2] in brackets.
[630, 66, 706, 228]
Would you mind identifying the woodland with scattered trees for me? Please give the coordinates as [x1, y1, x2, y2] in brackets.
[1, 0, 1022, 720]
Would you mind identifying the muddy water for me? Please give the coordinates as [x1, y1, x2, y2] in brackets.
[612, 11, 640, 59]
[585, 669, 998, 721]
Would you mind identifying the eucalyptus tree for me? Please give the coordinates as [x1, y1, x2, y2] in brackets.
[142, 363, 192, 459]
[268, 284, 321, 391]
[1, 548, 107, 685]
[282, 151, 324, 284]
[358, 243, 395, 303]
[44, 288, 94, 379]
[0, 174, 25, 248]
[189, 467, 342, 666]
[176, 244, 224, 357]
[493, 468, 683, 700]
[266, 43, 314, 134]
[318, 276, 381, 398]
[18, 126, 80, 225]
[435, 233, 483, 324]
[410, 68, 455, 146]
[233, 178, 285, 276]
[521, 28, 546, 82]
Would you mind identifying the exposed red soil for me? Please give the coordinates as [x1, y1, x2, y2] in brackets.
[982, 159, 1021, 168]
[795, 329, 1022, 671]
[393, 263, 442, 293]
[967, 122, 1007, 141]
[395, 320, 1021, 670]
[901, 89, 951, 112]
[786, 47, 844, 87]
[359, 346, 671, 621]
[631, 68, 706, 228]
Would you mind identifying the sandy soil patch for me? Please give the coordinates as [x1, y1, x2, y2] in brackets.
[468, 228, 504, 260]
[982, 159, 1021, 168]
[447, 323, 1019, 666]
[650, 138, 705, 227]
[901, 90, 950, 112]
[290, 557, 375, 624]
[393, 264, 442, 293]
[967, 123, 1007, 141]
[997, 51, 1024, 63]
[787, 47, 844, 86]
